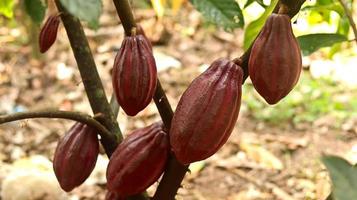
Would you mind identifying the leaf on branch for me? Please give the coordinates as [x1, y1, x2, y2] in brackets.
[243, 0, 278, 50]
[322, 155, 357, 200]
[190, 0, 244, 31]
[24, 0, 46, 24]
[59, 0, 102, 29]
[297, 33, 348, 56]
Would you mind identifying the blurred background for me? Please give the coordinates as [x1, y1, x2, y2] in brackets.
[0, 0, 356, 199]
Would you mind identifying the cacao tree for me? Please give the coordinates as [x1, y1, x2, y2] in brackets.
[0, 0, 356, 200]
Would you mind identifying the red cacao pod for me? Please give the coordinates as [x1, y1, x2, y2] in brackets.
[248, 13, 302, 105]
[39, 14, 60, 53]
[170, 58, 243, 165]
[53, 122, 99, 192]
[112, 34, 157, 116]
[106, 122, 169, 197]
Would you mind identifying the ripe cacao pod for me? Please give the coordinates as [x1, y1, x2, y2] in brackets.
[39, 14, 60, 53]
[106, 122, 169, 197]
[112, 34, 157, 116]
[170, 58, 243, 165]
[248, 13, 302, 105]
[53, 122, 99, 192]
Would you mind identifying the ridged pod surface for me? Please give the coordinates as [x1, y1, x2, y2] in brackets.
[53, 122, 99, 192]
[170, 58, 243, 165]
[136, 24, 152, 51]
[112, 34, 157, 116]
[106, 122, 169, 197]
[39, 14, 60, 53]
[248, 13, 302, 104]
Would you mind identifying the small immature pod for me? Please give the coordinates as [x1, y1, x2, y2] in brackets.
[39, 14, 60, 53]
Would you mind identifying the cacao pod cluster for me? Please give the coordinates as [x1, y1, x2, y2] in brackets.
[39, 14, 60, 53]
[53, 122, 99, 192]
[106, 122, 169, 197]
[49, 10, 303, 198]
[112, 28, 157, 116]
[248, 13, 302, 104]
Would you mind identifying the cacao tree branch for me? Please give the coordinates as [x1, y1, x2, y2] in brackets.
[153, 81, 174, 129]
[110, 95, 120, 118]
[112, 0, 137, 36]
[235, 0, 306, 81]
[152, 156, 188, 200]
[54, 0, 122, 157]
[0, 110, 112, 139]
[111, 0, 188, 199]
[337, 0, 357, 45]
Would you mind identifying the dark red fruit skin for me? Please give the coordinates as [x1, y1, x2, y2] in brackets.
[106, 122, 169, 197]
[136, 24, 152, 51]
[39, 14, 60, 53]
[105, 191, 124, 200]
[248, 13, 302, 105]
[53, 122, 99, 192]
[170, 58, 243, 165]
[112, 34, 157, 116]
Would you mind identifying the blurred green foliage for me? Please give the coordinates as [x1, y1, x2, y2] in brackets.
[243, 72, 357, 126]
[0, 0, 14, 18]
[190, 0, 244, 31]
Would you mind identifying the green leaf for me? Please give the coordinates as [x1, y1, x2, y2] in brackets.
[0, 0, 14, 18]
[317, 0, 334, 5]
[190, 0, 244, 31]
[303, 3, 344, 16]
[322, 156, 357, 200]
[244, 0, 265, 8]
[24, 0, 46, 24]
[297, 33, 348, 56]
[60, 0, 102, 29]
[243, 0, 278, 50]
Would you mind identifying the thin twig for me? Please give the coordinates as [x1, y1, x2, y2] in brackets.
[153, 81, 174, 130]
[112, 0, 137, 36]
[278, 0, 307, 18]
[337, 0, 357, 45]
[0, 110, 112, 139]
